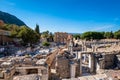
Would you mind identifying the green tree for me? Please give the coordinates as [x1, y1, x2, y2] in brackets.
[49, 32, 54, 41]
[81, 31, 104, 40]
[35, 24, 40, 34]
[114, 30, 120, 39]
[10, 24, 20, 38]
[11, 30, 18, 38]
[42, 41, 50, 47]
[104, 31, 114, 39]
[41, 30, 49, 38]
[17, 26, 39, 45]
[73, 34, 81, 40]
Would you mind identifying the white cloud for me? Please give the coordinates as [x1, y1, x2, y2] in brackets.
[92, 25, 114, 31]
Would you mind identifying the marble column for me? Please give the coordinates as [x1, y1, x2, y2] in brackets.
[92, 46, 95, 52]
[83, 54, 87, 63]
[82, 41, 84, 51]
[96, 59, 100, 72]
[79, 52, 82, 76]
[88, 53, 94, 73]
[88, 54, 91, 68]
[76, 51, 79, 60]
[70, 64, 76, 78]
[70, 46, 73, 55]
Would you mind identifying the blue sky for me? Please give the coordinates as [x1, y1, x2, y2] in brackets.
[0, 0, 120, 33]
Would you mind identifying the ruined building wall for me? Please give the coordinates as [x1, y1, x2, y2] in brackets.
[97, 54, 116, 69]
[54, 32, 68, 44]
[104, 54, 116, 68]
[56, 56, 70, 78]
[75, 62, 80, 77]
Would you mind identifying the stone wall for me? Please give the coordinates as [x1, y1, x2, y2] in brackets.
[54, 32, 68, 44]
[97, 54, 116, 69]
[104, 54, 115, 68]
[56, 55, 70, 78]
[0, 35, 13, 45]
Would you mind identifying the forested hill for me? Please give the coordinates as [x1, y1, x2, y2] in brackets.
[0, 11, 26, 26]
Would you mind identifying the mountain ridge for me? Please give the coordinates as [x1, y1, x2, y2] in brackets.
[0, 11, 26, 26]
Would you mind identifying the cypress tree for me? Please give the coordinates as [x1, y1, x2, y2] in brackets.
[35, 24, 40, 34]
